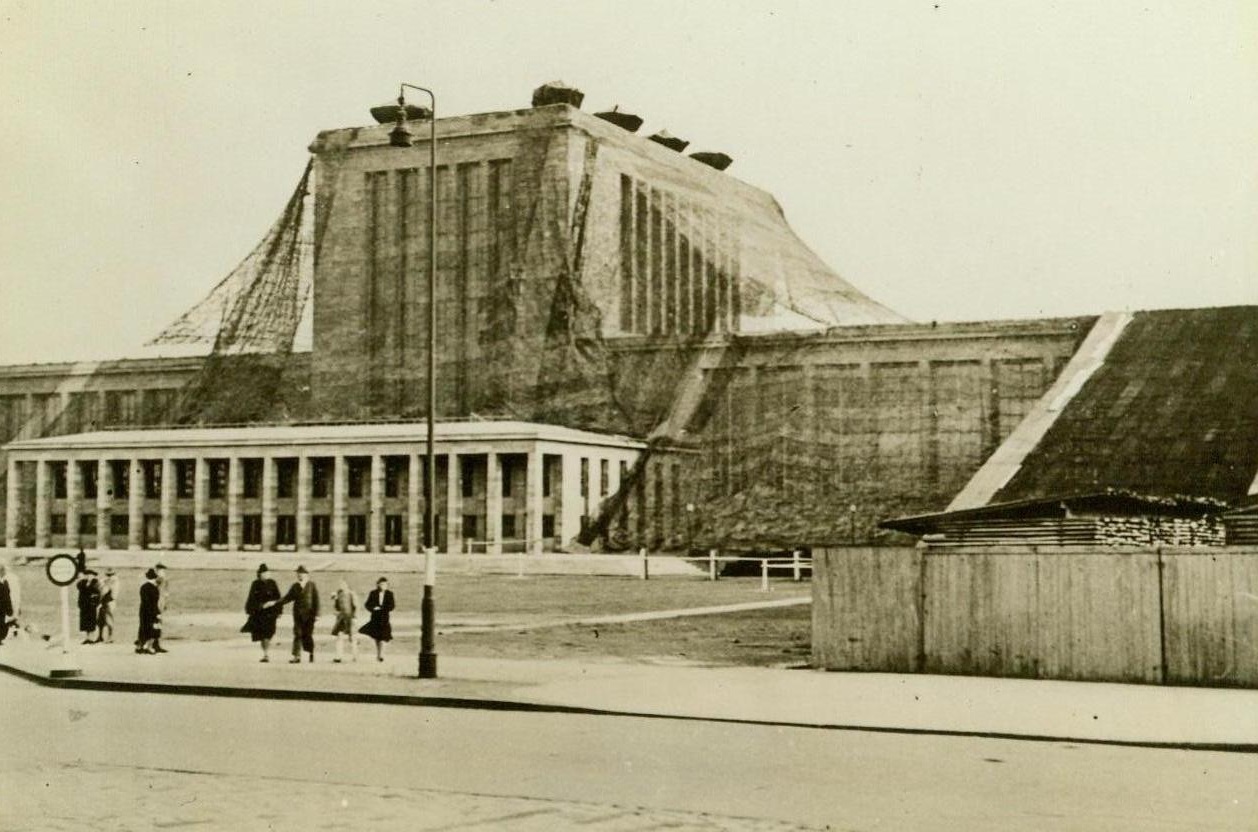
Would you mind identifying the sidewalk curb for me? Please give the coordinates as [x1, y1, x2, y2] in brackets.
[4, 662, 1255, 755]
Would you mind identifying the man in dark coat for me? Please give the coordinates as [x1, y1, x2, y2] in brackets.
[136, 569, 161, 654]
[77, 571, 101, 644]
[279, 565, 320, 663]
[0, 564, 14, 645]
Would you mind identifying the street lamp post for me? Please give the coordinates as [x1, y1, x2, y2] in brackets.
[391, 83, 438, 679]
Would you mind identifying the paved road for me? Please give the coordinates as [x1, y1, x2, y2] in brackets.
[1, 676, 1255, 831]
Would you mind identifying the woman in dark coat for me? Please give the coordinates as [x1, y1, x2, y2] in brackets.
[242, 563, 282, 662]
[77, 572, 101, 644]
[136, 569, 161, 654]
[358, 577, 395, 662]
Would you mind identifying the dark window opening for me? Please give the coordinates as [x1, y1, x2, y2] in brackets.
[143, 460, 161, 499]
[275, 515, 297, 546]
[208, 460, 229, 499]
[175, 514, 195, 545]
[110, 460, 129, 499]
[462, 513, 479, 540]
[542, 514, 555, 538]
[51, 462, 68, 499]
[276, 459, 297, 499]
[242, 459, 263, 500]
[81, 463, 98, 499]
[311, 459, 333, 499]
[310, 515, 331, 546]
[384, 514, 404, 547]
[347, 514, 367, 546]
[110, 514, 129, 536]
[175, 460, 195, 499]
[502, 513, 517, 539]
[80, 513, 97, 536]
[50, 513, 66, 535]
[242, 514, 262, 546]
[208, 515, 228, 546]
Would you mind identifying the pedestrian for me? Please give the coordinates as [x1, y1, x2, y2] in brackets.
[329, 579, 358, 663]
[358, 576, 395, 662]
[278, 565, 320, 663]
[241, 563, 282, 662]
[135, 568, 161, 654]
[151, 562, 170, 653]
[77, 570, 101, 644]
[0, 564, 14, 645]
[95, 569, 119, 643]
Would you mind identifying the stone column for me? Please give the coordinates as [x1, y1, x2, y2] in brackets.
[4, 457, 19, 549]
[34, 460, 50, 548]
[369, 455, 385, 553]
[295, 455, 311, 551]
[227, 456, 242, 550]
[261, 456, 277, 552]
[160, 457, 175, 549]
[445, 452, 461, 555]
[331, 455, 347, 552]
[66, 459, 82, 548]
[525, 450, 544, 555]
[194, 457, 209, 550]
[407, 454, 421, 553]
[96, 459, 110, 550]
[558, 452, 583, 546]
[485, 452, 502, 554]
[127, 458, 142, 550]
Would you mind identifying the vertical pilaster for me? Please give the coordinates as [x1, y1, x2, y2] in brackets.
[407, 453, 421, 553]
[261, 456, 277, 551]
[485, 451, 502, 554]
[127, 458, 142, 550]
[95, 459, 110, 550]
[559, 452, 583, 546]
[445, 452, 461, 555]
[226, 456, 242, 550]
[4, 458, 19, 548]
[160, 457, 175, 549]
[194, 457, 209, 550]
[34, 459, 50, 548]
[66, 459, 82, 548]
[332, 455, 347, 552]
[525, 450, 543, 555]
[369, 454, 384, 553]
[296, 455, 311, 550]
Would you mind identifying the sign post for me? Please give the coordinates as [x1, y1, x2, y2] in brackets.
[45, 553, 83, 678]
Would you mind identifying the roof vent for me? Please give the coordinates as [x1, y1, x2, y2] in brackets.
[369, 102, 431, 125]
[648, 130, 689, 152]
[595, 106, 643, 133]
[531, 81, 584, 108]
[689, 151, 733, 171]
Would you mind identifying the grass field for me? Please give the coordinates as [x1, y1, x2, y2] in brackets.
[7, 565, 812, 668]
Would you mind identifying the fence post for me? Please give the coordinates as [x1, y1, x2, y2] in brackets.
[792, 549, 801, 582]
[708, 548, 717, 581]
[640, 547, 649, 581]
[760, 558, 769, 592]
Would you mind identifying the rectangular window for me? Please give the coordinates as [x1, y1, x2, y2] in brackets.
[600, 459, 609, 496]
[462, 513, 479, 540]
[580, 458, 589, 498]
[502, 513, 517, 539]
[143, 514, 161, 548]
[208, 514, 228, 546]
[242, 459, 263, 499]
[347, 459, 368, 499]
[110, 514, 129, 536]
[143, 460, 161, 499]
[175, 514, 195, 545]
[208, 460, 229, 499]
[384, 514, 404, 547]
[310, 515, 331, 546]
[311, 459, 332, 499]
[384, 457, 404, 499]
[542, 514, 555, 538]
[242, 514, 262, 546]
[173, 460, 193, 499]
[619, 460, 628, 485]
[461, 458, 474, 498]
[48, 462, 67, 499]
[542, 457, 552, 498]
[501, 459, 512, 497]
[347, 514, 367, 546]
[275, 515, 297, 546]
[79, 513, 97, 536]
[81, 462, 98, 499]
[50, 513, 66, 535]
[110, 460, 129, 499]
[276, 459, 297, 499]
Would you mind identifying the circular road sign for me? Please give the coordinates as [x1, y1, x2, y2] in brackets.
[46, 553, 81, 587]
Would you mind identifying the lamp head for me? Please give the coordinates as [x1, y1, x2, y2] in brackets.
[389, 95, 413, 148]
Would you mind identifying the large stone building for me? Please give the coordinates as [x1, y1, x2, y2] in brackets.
[0, 88, 1111, 553]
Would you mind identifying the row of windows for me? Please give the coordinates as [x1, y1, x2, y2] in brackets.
[44, 511, 558, 547]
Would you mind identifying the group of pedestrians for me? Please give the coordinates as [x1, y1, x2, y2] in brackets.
[74, 567, 121, 645]
[241, 564, 395, 664]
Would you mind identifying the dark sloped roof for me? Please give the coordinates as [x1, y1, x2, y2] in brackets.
[993, 306, 1258, 504]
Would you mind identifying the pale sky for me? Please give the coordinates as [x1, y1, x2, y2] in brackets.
[1, 0, 1254, 364]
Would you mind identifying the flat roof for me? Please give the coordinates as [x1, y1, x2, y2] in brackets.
[6, 420, 646, 453]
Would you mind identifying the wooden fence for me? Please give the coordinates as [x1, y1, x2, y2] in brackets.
[812, 546, 1258, 687]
